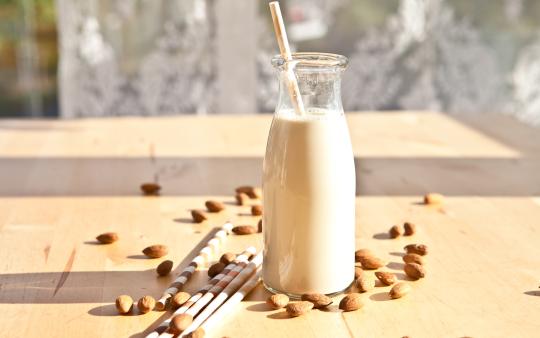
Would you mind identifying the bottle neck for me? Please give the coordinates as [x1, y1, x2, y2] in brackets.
[275, 68, 344, 114]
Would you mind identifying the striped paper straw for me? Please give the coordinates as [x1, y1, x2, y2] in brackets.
[179, 253, 263, 337]
[155, 222, 233, 311]
[146, 246, 256, 338]
[191, 269, 261, 337]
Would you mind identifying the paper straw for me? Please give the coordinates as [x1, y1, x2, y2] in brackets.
[179, 253, 263, 337]
[269, 1, 305, 115]
[155, 222, 233, 310]
[146, 247, 256, 338]
[193, 269, 261, 337]
[158, 251, 258, 338]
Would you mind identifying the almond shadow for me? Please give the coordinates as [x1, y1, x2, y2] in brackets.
[369, 292, 392, 302]
[267, 311, 291, 319]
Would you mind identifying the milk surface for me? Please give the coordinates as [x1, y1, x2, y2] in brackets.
[262, 108, 356, 296]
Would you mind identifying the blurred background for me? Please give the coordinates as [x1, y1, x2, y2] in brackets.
[1, 0, 539, 125]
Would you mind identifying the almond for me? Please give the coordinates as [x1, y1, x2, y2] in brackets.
[232, 225, 257, 235]
[219, 252, 236, 265]
[301, 293, 333, 309]
[169, 313, 193, 334]
[140, 182, 161, 195]
[403, 253, 424, 265]
[142, 244, 168, 258]
[251, 205, 263, 216]
[286, 301, 313, 317]
[356, 276, 375, 292]
[404, 244, 428, 256]
[187, 328, 205, 338]
[137, 295, 155, 314]
[191, 210, 207, 223]
[354, 266, 364, 279]
[257, 219, 263, 233]
[339, 293, 363, 312]
[96, 232, 118, 244]
[354, 249, 374, 262]
[235, 186, 261, 199]
[403, 222, 416, 236]
[404, 263, 426, 280]
[266, 294, 289, 309]
[115, 295, 133, 314]
[424, 193, 444, 205]
[156, 260, 173, 276]
[358, 255, 385, 270]
[171, 292, 191, 309]
[208, 262, 226, 278]
[375, 271, 397, 286]
[389, 282, 411, 299]
[235, 192, 249, 206]
[389, 225, 402, 238]
[205, 200, 225, 212]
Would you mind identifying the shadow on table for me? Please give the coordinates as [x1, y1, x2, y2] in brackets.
[0, 156, 538, 197]
[0, 227, 221, 306]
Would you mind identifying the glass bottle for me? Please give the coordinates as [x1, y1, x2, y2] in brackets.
[262, 53, 355, 297]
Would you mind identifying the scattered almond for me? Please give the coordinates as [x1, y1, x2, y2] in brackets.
[404, 263, 426, 280]
[171, 292, 191, 309]
[257, 219, 263, 233]
[191, 210, 207, 223]
[187, 328, 205, 338]
[301, 293, 333, 309]
[137, 295, 155, 314]
[403, 253, 424, 265]
[424, 193, 444, 205]
[235, 186, 261, 199]
[140, 182, 161, 195]
[115, 295, 133, 314]
[208, 262, 226, 278]
[354, 249, 374, 262]
[232, 225, 257, 235]
[251, 205, 263, 216]
[142, 244, 168, 258]
[404, 244, 428, 256]
[266, 294, 289, 309]
[339, 293, 363, 312]
[389, 225, 402, 239]
[286, 301, 313, 317]
[156, 260, 173, 276]
[219, 252, 236, 265]
[358, 255, 385, 270]
[403, 222, 416, 236]
[169, 313, 193, 334]
[96, 232, 118, 244]
[354, 266, 364, 279]
[389, 282, 411, 299]
[235, 192, 249, 206]
[356, 276, 375, 292]
[205, 200, 225, 212]
[375, 271, 397, 286]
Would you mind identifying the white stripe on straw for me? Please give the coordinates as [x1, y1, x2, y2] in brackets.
[179, 253, 263, 337]
[269, 1, 305, 115]
[191, 269, 261, 337]
[155, 222, 233, 310]
[146, 247, 256, 338]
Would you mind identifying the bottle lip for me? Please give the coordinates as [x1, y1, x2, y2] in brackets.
[271, 52, 348, 70]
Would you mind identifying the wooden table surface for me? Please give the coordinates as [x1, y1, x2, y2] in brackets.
[0, 112, 539, 338]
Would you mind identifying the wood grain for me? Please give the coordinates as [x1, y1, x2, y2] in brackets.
[0, 112, 539, 338]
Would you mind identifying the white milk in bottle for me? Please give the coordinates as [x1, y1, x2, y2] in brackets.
[262, 53, 355, 297]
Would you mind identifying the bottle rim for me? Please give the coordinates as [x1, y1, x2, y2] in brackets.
[271, 52, 348, 71]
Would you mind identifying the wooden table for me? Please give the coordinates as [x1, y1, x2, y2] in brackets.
[0, 112, 539, 338]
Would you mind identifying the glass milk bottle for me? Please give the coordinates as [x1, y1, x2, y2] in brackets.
[262, 53, 355, 297]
